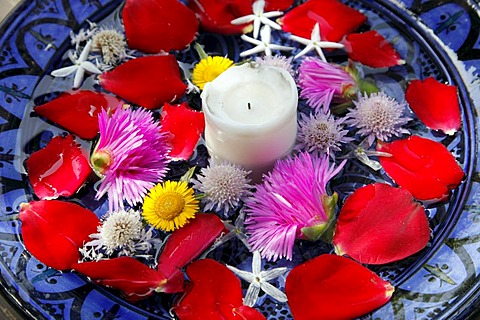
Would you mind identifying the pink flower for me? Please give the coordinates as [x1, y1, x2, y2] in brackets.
[91, 106, 171, 211]
[244, 152, 344, 261]
[298, 57, 357, 113]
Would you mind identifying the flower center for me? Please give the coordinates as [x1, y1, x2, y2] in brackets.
[91, 150, 112, 174]
[154, 192, 186, 221]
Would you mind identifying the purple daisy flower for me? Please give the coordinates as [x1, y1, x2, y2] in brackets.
[298, 57, 357, 113]
[91, 106, 171, 211]
[244, 152, 345, 261]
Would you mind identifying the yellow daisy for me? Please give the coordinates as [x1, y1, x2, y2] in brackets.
[192, 56, 234, 90]
[142, 180, 199, 232]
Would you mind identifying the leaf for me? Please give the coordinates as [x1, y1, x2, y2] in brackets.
[405, 77, 461, 135]
[160, 102, 205, 161]
[73, 257, 167, 301]
[343, 31, 404, 68]
[279, 0, 366, 42]
[99, 55, 187, 110]
[377, 136, 465, 201]
[123, 0, 199, 53]
[33, 90, 121, 140]
[173, 258, 266, 320]
[19, 200, 100, 270]
[285, 254, 394, 320]
[26, 134, 92, 199]
[333, 183, 430, 264]
[157, 213, 227, 293]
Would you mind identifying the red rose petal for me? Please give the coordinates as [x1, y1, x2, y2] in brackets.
[377, 136, 465, 201]
[173, 259, 265, 320]
[33, 90, 121, 140]
[265, 0, 293, 11]
[26, 134, 92, 199]
[19, 200, 100, 270]
[405, 77, 462, 134]
[123, 0, 198, 53]
[333, 183, 430, 265]
[343, 30, 404, 68]
[99, 55, 187, 110]
[73, 257, 167, 301]
[279, 0, 367, 41]
[233, 306, 267, 320]
[157, 213, 226, 293]
[285, 254, 394, 320]
[160, 102, 205, 161]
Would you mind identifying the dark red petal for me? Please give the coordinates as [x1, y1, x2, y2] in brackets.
[33, 90, 121, 140]
[19, 200, 100, 270]
[405, 77, 462, 134]
[279, 0, 367, 41]
[73, 257, 167, 300]
[285, 254, 394, 320]
[160, 102, 205, 161]
[173, 259, 254, 320]
[99, 55, 187, 110]
[123, 0, 198, 53]
[157, 213, 226, 293]
[377, 136, 465, 201]
[233, 306, 266, 320]
[26, 134, 92, 199]
[333, 183, 430, 264]
[343, 31, 404, 68]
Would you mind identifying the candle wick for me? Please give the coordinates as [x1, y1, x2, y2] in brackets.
[247, 102, 251, 110]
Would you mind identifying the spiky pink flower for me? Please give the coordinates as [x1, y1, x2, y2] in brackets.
[244, 152, 345, 261]
[91, 106, 170, 211]
[298, 57, 357, 113]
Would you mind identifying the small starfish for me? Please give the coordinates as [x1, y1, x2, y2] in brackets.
[231, 0, 283, 39]
[51, 40, 102, 89]
[227, 251, 288, 307]
[290, 23, 344, 61]
[240, 25, 294, 57]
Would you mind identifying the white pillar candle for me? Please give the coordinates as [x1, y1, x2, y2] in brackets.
[201, 63, 298, 170]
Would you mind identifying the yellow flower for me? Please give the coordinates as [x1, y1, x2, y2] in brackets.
[142, 180, 199, 232]
[192, 56, 234, 90]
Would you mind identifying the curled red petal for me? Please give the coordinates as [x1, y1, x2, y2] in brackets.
[19, 200, 100, 270]
[33, 90, 121, 140]
[157, 213, 227, 293]
[73, 257, 167, 301]
[26, 134, 92, 199]
[279, 0, 366, 41]
[123, 0, 198, 53]
[405, 77, 462, 134]
[286, 254, 394, 320]
[377, 136, 465, 201]
[160, 102, 205, 161]
[333, 183, 430, 264]
[99, 55, 187, 110]
[343, 31, 404, 68]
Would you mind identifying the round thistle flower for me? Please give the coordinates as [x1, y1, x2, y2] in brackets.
[345, 92, 411, 146]
[255, 55, 295, 77]
[99, 209, 143, 255]
[142, 180, 199, 232]
[298, 57, 357, 113]
[192, 162, 253, 214]
[296, 112, 352, 156]
[91, 28, 127, 65]
[192, 56, 234, 90]
[245, 152, 345, 262]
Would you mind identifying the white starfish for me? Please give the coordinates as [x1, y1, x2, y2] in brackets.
[290, 23, 344, 61]
[231, 0, 283, 39]
[240, 25, 293, 57]
[227, 251, 288, 307]
[51, 40, 102, 89]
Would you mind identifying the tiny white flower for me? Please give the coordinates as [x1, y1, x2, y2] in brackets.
[290, 23, 344, 61]
[240, 25, 294, 57]
[231, 0, 283, 39]
[227, 251, 288, 307]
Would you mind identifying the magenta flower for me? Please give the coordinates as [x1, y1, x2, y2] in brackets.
[91, 106, 171, 211]
[244, 152, 345, 261]
[298, 57, 357, 113]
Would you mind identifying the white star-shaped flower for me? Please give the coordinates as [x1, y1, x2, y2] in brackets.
[51, 40, 102, 88]
[231, 0, 283, 39]
[240, 25, 294, 57]
[227, 251, 288, 307]
[290, 23, 344, 61]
